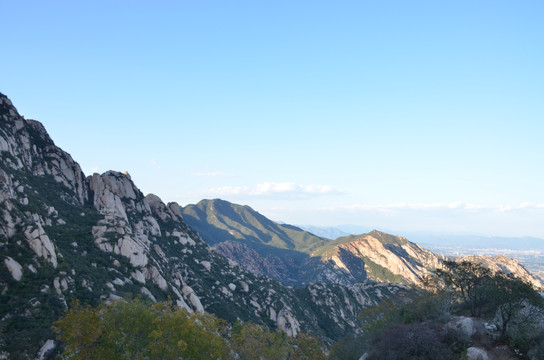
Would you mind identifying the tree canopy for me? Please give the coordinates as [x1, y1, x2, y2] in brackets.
[54, 298, 327, 360]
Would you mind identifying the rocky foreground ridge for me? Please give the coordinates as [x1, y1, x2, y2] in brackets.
[0, 93, 410, 359]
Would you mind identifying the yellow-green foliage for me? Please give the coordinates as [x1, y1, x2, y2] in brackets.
[54, 299, 230, 360]
[230, 322, 326, 360]
[54, 298, 327, 360]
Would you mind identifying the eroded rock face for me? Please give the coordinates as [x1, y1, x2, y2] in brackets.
[24, 223, 58, 268]
[89, 171, 140, 221]
[37, 340, 56, 360]
[146, 194, 184, 224]
[446, 317, 476, 338]
[213, 241, 301, 283]
[459, 254, 544, 290]
[276, 308, 300, 337]
[466, 347, 489, 360]
[0, 95, 87, 205]
[4, 256, 23, 281]
[88, 171, 160, 269]
[319, 231, 445, 286]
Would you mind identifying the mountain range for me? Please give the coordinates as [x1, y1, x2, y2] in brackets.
[1, 92, 541, 359]
[300, 225, 544, 253]
[182, 199, 446, 287]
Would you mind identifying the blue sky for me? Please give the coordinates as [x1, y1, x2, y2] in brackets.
[2, 1, 543, 237]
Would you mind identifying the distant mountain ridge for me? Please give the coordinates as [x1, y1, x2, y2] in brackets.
[182, 200, 447, 287]
[182, 199, 329, 252]
[181, 199, 331, 286]
[182, 200, 544, 290]
[296, 225, 348, 240]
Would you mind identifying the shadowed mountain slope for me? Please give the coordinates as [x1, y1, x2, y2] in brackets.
[182, 200, 448, 287]
[182, 199, 329, 252]
[181, 199, 331, 285]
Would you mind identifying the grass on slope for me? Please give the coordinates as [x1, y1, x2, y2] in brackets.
[182, 199, 329, 254]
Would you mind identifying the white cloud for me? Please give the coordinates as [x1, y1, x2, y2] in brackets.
[199, 182, 342, 199]
[495, 203, 544, 212]
[318, 202, 544, 213]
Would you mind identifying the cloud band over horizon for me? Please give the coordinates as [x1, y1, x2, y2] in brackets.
[195, 182, 343, 199]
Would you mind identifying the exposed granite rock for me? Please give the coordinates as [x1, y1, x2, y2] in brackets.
[213, 240, 301, 283]
[37, 340, 56, 360]
[318, 231, 444, 286]
[4, 256, 23, 281]
[466, 347, 489, 360]
[459, 254, 544, 290]
[24, 223, 58, 268]
[276, 308, 300, 336]
[446, 316, 476, 338]
[0, 95, 87, 205]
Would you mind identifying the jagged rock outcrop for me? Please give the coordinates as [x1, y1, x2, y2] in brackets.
[458, 254, 544, 290]
[466, 347, 489, 360]
[0, 95, 87, 205]
[309, 231, 445, 286]
[213, 240, 302, 284]
[24, 222, 58, 268]
[4, 256, 23, 281]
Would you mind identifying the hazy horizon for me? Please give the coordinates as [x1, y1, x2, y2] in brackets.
[2, 1, 543, 238]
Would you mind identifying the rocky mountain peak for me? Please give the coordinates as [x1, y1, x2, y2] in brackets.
[146, 193, 184, 224]
[458, 254, 543, 290]
[0, 94, 87, 205]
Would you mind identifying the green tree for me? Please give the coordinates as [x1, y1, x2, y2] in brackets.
[359, 300, 400, 339]
[365, 322, 456, 360]
[490, 274, 544, 338]
[230, 322, 327, 360]
[52, 300, 103, 359]
[230, 322, 289, 360]
[288, 332, 327, 360]
[328, 336, 365, 360]
[54, 298, 230, 360]
[55, 298, 327, 360]
[437, 261, 492, 316]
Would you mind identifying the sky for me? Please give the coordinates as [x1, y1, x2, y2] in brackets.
[2, 1, 543, 238]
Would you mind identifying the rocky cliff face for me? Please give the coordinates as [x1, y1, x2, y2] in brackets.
[181, 199, 543, 292]
[313, 231, 445, 286]
[182, 200, 449, 287]
[0, 93, 409, 359]
[212, 240, 304, 284]
[458, 254, 544, 290]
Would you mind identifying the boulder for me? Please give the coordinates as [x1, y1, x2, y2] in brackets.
[466, 347, 488, 360]
[447, 316, 476, 338]
[24, 224, 58, 268]
[37, 340, 56, 360]
[4, 257, 23, 281]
